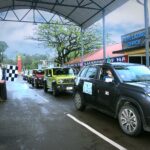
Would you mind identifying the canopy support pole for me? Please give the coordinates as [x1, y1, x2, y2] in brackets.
[144, 0, 150, 67]
[102, 9, 106, 63]
[81, 28, 84, 68]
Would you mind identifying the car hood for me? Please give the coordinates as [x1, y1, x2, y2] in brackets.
[125, 81, 150, 92]
[36, 74, 44, 78]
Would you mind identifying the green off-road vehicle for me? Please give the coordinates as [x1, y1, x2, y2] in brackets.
[43, 67, 75, 96]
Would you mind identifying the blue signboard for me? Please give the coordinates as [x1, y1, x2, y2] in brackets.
[122, 27, 150, 49]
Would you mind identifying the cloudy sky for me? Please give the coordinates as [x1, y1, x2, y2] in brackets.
[0, 0, 150, 59]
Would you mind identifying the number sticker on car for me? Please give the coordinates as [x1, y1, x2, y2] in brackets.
[83, 82, 92, 95]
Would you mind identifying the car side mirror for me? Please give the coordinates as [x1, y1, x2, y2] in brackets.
[105, 77, 113, 83]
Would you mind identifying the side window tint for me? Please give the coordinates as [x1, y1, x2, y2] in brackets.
[49, 70, 52, 76]
[85, 67, 97, 79]
[79, 67, 88, 78]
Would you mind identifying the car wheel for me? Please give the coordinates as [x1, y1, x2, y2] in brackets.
[118, 105, 142, 136]
[44, 81, 48, 93]
[32, 80, 34, 87]
[52, 85, 58, 96]
[35, 80, 39, 88]
[74, 92, 86, 111]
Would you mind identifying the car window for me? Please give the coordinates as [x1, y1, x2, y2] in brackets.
[53, 68, 73, 75]
[68, 68, 75, 75]
[29, 70, 32, 75]
[100, 68, 114, 81]
[79, 67, 88, 78]
[33, 70, 36, 75]
[45, 70, 49, 76]
[37, 70, 44, 74]
[85, 67, 97, 79]
[49, 70, 52, 76]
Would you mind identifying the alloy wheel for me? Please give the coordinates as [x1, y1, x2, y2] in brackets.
[120, 108, 137, 133]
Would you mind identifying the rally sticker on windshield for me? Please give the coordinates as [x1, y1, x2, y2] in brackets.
[83, 82, 92, 95]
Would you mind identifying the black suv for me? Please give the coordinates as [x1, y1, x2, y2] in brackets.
[74, 63, 150, 136]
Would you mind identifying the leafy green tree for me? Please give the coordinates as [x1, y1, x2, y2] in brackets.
[0, 41, 8, 63]
[33, 22, 103, 65]
[21, 54, 48, 69]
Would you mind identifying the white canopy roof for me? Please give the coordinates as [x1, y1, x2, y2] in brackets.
[0, 0, 128, 28]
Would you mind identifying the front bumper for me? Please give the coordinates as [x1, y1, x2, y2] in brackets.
[36, 79, 44, 86]
[143, 117, 150, 132]
[56, 84, 74, 92]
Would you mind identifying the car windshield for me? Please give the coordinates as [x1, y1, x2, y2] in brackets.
[114, 65, 150, 82]
[37, 70, 44, 74]
[53, 68, 74, 75]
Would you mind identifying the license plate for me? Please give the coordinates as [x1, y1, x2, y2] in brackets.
[66, 87, 73, 90]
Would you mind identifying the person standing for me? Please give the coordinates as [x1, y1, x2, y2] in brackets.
[0, 64, 7, 101]
[2, 66, 6, 80]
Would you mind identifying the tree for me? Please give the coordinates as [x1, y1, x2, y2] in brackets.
[33, 21, 104, 65]
[21, 54, 48, 69]
[0, 41, 8, 63]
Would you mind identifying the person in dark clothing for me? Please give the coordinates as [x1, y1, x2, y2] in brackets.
[103, 69, 114, 81]
[2, 67, 6, 80]
[0, 64, 7, 101]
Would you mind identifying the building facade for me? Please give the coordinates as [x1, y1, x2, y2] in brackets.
[66, 44, 128, 69]
[114, 27, 150, 65]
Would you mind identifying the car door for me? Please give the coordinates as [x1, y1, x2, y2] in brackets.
[96, 67, 118, 113]
[75, 67, 89, 93]
[82, 66, 98, 105]
[47, 69, 53, 89]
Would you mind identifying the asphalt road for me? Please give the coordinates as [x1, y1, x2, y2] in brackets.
[0, 77, 150, 150]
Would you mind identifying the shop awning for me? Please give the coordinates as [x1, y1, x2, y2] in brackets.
[66, 43, 123, 65]
[113, 46, 145, 54]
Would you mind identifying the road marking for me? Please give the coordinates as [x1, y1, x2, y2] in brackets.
[67, 114, 127, 150]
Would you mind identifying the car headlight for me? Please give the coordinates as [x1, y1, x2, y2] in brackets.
[147, 93, 150, 97]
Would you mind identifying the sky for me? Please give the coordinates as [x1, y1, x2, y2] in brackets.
[0, 0, 150, 59]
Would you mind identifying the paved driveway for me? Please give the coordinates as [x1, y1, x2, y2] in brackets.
[0, 77, 150, 150]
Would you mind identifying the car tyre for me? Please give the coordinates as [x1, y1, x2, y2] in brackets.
[35, 80, 39, 88]
[74, 92, 86, 111]
[52, 85, 58, 96]
[118, 104, 142, 136]
[32, 80, 34, 87]
[44, 81, 48, 93]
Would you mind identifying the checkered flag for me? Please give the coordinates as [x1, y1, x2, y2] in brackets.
[6, 65, 18, 81]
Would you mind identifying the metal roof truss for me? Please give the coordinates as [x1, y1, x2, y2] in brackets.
[0, 0, 128, 28]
